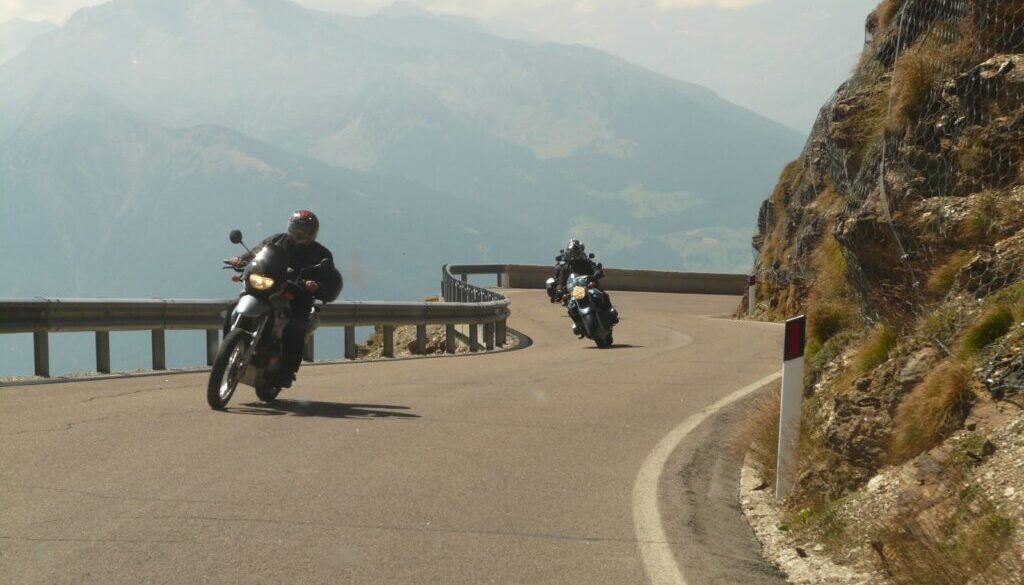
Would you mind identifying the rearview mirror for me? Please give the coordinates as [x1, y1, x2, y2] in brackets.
[589, 253, 595, 259]
[229, 230, 243, 244]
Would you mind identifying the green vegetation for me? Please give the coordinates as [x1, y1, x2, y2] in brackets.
[781, 495, 851, 549]
[855, 324, 898, 375]
[808, 329, 858, 375]
[926, 251, 973, 295]
[965, 194, 1002, 242]
[987, 281, 1024, 321]
[957, 305, 1014, 357]
[913, 300, 964, 346]
[807, 237, 860, 356]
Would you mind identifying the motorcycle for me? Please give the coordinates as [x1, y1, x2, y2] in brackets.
[546, 271, 617, 348]
[206, 230, 323, 410]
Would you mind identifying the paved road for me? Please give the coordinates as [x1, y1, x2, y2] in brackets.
[1, 290, 783, 585]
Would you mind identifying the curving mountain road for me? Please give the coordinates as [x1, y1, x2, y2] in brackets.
[0, 290, 785, 585]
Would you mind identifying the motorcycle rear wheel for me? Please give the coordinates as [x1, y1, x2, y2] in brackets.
[207, 329, 250, 410]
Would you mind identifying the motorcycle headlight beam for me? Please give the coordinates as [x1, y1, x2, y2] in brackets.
[248, 273, 275, 291]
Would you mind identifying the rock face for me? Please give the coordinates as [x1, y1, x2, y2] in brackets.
[741, 2, 1024, 583]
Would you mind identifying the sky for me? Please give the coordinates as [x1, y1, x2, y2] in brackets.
[0, 0, 880, 131]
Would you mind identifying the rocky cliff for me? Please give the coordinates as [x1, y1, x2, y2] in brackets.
[745, 1, 1024, 582]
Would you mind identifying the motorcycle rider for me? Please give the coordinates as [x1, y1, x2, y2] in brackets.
[227, 210, 342, 388]
[549, 239, 618, 337]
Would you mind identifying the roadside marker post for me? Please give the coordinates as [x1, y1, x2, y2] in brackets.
[776, 314, 806, 499]
[748, 274, 757, 316]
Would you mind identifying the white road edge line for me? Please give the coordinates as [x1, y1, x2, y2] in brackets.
[632, 371, 783, 585]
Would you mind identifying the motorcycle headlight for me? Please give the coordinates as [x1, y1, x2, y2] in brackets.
[248, 273, 275, 291]
[572, 286, 587, 301]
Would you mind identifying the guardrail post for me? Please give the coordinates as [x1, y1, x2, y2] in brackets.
[33, 332, 50, 378]
[469, 324, 480, 353]
[96, 331, 111, 374]
[304, 335, 315, 362]
[383, 326, 395, 358]
[484, 322, 495, 351]
[206, 330, 219, 366]
[345, 326, 356, 360]
[445, 324, 456, 354]
[151, 330, 166, 371]
[496, 319, 507, 347]
[416, 324, 427, 355]
[461, 273, 468, 283]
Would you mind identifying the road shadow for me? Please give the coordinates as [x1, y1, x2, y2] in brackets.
[230, 400, 420, 420]
[583, 344, 644, 350]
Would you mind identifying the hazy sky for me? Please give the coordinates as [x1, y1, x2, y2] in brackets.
[0, 0, 880, 131]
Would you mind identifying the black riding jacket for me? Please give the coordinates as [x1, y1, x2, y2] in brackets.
[239, 233, 343, 303]
[554, 256, 602, 290]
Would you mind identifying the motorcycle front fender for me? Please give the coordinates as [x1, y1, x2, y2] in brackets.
[232, 295, 271, 332]
[575, 297, 594, 315]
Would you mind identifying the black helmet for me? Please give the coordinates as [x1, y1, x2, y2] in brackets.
[566, 239, 585, 260]
[288, 209, 319, 244]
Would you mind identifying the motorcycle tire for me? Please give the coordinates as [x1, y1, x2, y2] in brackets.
[207, 329, 251, 410]
[255, 380, 281, 402]
[582, 314, 608, 348]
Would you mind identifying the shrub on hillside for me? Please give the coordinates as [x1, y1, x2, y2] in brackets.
[957, 305, 1014, 357]
[889, 360, 973, 464]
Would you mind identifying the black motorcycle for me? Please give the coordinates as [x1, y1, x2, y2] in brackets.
[206, 230, 323, 410]
[546, 272, 617, 348]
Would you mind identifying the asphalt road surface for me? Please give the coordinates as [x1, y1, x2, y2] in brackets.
[1, 290, 785, 585]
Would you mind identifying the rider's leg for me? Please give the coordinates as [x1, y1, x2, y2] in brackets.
[279, 302, 311, 387]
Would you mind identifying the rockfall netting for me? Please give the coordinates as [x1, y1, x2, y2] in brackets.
[752, 0, 1024, 329]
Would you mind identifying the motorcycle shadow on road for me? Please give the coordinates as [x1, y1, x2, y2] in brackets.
[583, 344, 643, 350]
[229, 399, 421, 420]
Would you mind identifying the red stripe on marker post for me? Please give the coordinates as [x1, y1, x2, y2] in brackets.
[784, 315, 806, 361]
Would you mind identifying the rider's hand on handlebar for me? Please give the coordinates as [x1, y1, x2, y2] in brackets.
[227, 256, 246, 268]
[303, 280, 320, 294]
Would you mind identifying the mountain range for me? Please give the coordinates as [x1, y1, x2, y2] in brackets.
[0, 0, 803, 303]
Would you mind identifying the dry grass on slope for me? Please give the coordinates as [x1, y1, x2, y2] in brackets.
[873, 486, 1021, 585]
[731, 382, 782, 487]
[889, 360, 974, 464]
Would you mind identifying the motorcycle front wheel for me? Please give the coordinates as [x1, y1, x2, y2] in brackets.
[207, 329, 251, 410]
[582, 313, 612, 348]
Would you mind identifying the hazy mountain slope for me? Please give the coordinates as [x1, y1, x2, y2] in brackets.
[0, 81, 538, 302]
[0, 19, 56, 64]
[0, 0, 804, 273]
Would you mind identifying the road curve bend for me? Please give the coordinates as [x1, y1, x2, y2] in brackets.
[0, 290, 783, 585]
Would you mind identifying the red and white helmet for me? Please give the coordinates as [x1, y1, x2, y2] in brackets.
[288, 209, 319, 244]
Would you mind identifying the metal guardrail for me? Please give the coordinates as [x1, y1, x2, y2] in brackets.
[1, 265, 511, 378]
[1, 263, 743, 379]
